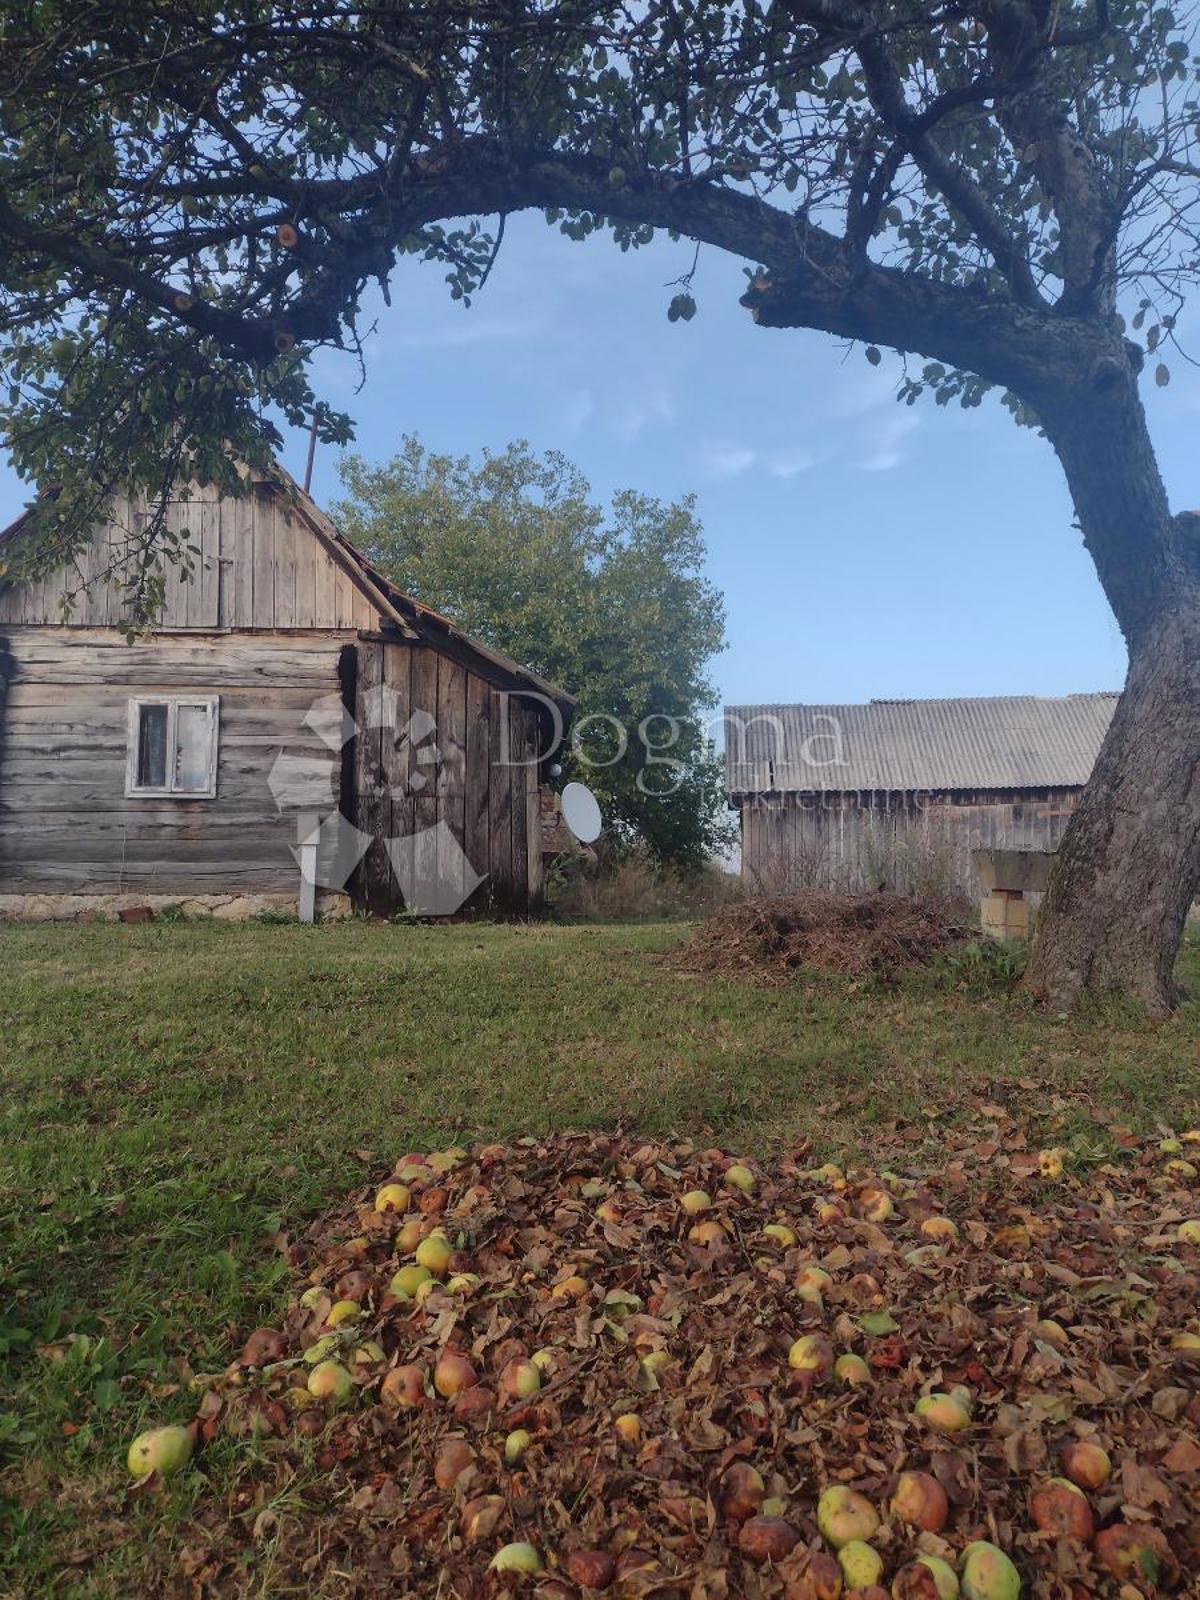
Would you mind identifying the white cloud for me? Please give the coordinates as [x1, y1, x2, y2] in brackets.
[617, 385, 677, 437]
[768, 450, 815, 479]
[857, 408, 919, 472]
[704, 443, 758, 479]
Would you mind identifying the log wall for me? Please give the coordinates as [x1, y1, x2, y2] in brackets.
[740, 789, 1083, 904]
[0, 627, 350, 895]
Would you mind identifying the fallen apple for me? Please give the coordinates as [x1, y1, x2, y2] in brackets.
[614, 1413, 642, 1446]
[1170, 1330, 1200, 1352]
[1059, 1439, 1111, 1490]
[489, 1541, 543, 1574]
[434, 1437, 475, 1490]
[374, 1182, 410, 1214]
[1092, 1524, 1160, 1584]
[396, 1219, 425, 1254]
[688, 1219, 729, 1248]
[380, 1364, 426, 1409]
[325, 1299, 359, 1328]
[719, 1462, 765, 1522]
[764, 1223, 798, 1247]
[240, 1327, 287, 1367]
[499, 1357, 542, 1399]
[795, 1265, 833, 1294]
[551, 1274, 589, 1300]
[434, 1350, 478, 1398]
[446, 1272, 480, 1294]
[738, 1514, 800, 1563]
[960, 1541, 1021, 1600]
[859, 1189, 894, 1222]
[127, 1424, 194, 1479]
[890, 1469, 949, 1533]
[1177, 1219, 1200, 1244]
[349, 1340, 384, 1367]
[920, 1216, 959, 1242]
[1030, 1477, 1093, 1540]
[839, 1539, 883, 1590]
[388, 1263, 432, 1301]
[1038, 1149, 1065, 1179]
[680, 1189, 712, 1215]
[504, 1428, 532, 1464]
[892, 1554, 960, 1599]
[816, 1200, 845, 1223]
[306, 1359, 353, 1404]
[415, 1233, 452, 1276]
[817, 1485, 880, 1549]
[914, 1391, 971, 1433]
[788, 1333, 834, 1374]
[835, 1353, 872, 1387]
[725, 1164, 756, 1193]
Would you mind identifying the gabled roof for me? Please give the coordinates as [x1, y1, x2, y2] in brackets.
[0, 464, 575, 719]
[724, 693, 1119, 796]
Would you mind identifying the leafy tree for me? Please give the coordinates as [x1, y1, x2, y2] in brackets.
[334, 437, 732, 872]
[2, 2, 1199, 1006]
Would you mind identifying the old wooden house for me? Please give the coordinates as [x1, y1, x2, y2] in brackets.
[0, 467, 574, 921]
[725, 694, 1118, 902]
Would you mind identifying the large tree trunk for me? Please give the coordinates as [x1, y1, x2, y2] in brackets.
[1024, 599, 1200, 1013]
[1022, 354, 1200, 1012]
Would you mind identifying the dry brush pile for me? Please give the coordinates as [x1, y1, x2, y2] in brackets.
[134, 1123, 1200, 1598]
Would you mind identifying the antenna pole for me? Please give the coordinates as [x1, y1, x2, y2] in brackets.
[303, 411, 319, 494]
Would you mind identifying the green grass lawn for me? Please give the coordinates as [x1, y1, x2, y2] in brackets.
[1, 917, 1199, 1596]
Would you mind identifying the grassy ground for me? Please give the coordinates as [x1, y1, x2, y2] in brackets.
[1, 917, 1199, 1597]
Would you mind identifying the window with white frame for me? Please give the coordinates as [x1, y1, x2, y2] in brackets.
[126, 697, 220, 798]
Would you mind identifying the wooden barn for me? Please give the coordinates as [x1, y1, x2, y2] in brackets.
[0, 467, 574, 921]
[725, 694, 1118, 904]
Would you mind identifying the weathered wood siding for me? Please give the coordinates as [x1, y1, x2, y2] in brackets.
[0, 482, 377, 632]
[353, 639, 548, 917]
[740, 789, 1083, 903]
[0, 627, 349, 895]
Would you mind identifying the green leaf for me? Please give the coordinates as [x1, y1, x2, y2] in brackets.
[93, 1378, 121, 1411]
[859, 1310, 898, 1335]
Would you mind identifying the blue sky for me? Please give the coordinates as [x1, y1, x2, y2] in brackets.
[4, 211, 1196, 710]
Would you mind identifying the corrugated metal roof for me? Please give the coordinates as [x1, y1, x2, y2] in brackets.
[724, 693, 1119, 795]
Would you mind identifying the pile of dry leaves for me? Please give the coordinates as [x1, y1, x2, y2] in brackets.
[166, 1122, 1200, 1598]
[667, 894, 973, 984]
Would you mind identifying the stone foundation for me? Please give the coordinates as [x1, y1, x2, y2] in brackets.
[0, 891, 353, 924]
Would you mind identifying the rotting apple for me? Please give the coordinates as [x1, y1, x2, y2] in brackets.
[719, 1462, 765, 1523]
[763, 1223, 798, 1247]
[892, 1555, 960, 1599]
[240, 1328, 287, 1367]
[434, 1438, 475, 1490]
[858, 1189, 894, 1223]
[920, 1216, 959, 1242]
[738, 1514, 800, 1563]
[614, 1412, 642, 1446]
[1092, 1524, 1161, 1584]
[788, 1333, 834, 1374]
[688, 1219, 729, 1248]
[1030, 1477, 1094, 1540]
[453, 1384, 497, 1424]
[396, 1219, 426, 1254]
[380, 1364, 426, 1409]
[835, 1353, 872, 1387]
[816, 1485, 880, 1549]
[889, 1469, 949, 1533]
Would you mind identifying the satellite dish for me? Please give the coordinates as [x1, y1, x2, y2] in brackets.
[561, 781, 603, 844]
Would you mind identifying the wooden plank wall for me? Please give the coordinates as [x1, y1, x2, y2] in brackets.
[354, 640, 546, 917]
[0, 483, 378, 632]
[740, 789, 1083, 903]
[0, 627, 347, 895]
